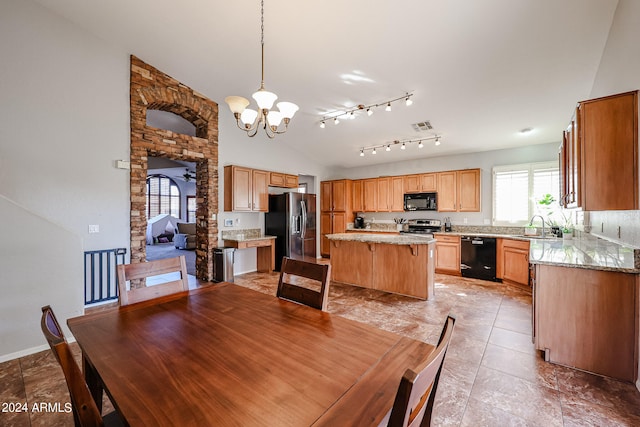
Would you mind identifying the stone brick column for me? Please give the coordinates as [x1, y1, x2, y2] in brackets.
[129, 56, 218, 282]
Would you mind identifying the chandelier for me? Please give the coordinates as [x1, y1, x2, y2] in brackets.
[225, 0, 298, 139]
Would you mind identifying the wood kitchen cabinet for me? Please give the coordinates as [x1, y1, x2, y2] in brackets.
[433, 233, 461, 275]
[362, 178, 378, 212]
[534, 264, 638, 382]
[365, 177, 403, 212]
[224, 165, 268, 212]
[437, 169, 480, 212]
[389, 176, 404, 211]
[320, 179, 352, 257]
[376, 177, 390, 212]
[352, 179, 363, 212]
[269, 172, 298, 188]
[559, 114, 580, 208]
[578, 91, 638, 211]
[496, 238, 530, 286]
[403, 173, 437, 193]
[320, 211, 347, 256]
[321, 179, 351, 212]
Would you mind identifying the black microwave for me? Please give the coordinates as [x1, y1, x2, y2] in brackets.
[404, 192, 437, 211]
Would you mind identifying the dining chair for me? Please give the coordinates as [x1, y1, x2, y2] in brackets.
[277, 257, 332, 311]
[381, 315, 456, 427]
[40, 305, 123, 427]
[117, 255, 189, 306]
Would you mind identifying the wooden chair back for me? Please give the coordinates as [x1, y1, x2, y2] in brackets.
[117, 256, 189, 306]
[385, 315, 456, 427]
[40, 305, 105, 427]
[277, 257, 331, 311]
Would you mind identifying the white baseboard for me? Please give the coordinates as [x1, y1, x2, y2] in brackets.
[0, 344, 49, 363]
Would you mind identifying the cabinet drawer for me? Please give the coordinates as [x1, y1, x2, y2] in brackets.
[434, 234, 460, 243]
[502, 239, 530, 251]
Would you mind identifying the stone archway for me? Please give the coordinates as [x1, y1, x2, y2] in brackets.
[129, 56, 218, 281]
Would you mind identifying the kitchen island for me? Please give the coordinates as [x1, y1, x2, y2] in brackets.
[326, 233, 435, 300]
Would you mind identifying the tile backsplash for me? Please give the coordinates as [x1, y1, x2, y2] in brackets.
[586, 210, 640, 249]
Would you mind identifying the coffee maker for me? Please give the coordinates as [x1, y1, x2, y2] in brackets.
[354, 214, 365, 229]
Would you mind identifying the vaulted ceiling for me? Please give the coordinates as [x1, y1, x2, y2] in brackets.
[35, 0, 619, 167]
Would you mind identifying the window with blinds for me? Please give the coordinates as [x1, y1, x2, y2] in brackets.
[146, 175, 181, 219]
[492, 161, 559, 226]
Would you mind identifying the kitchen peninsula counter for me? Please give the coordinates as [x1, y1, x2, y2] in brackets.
[326, 233, 435, 300]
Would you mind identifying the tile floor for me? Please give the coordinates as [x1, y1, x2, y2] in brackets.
[2, 270, 640, 426]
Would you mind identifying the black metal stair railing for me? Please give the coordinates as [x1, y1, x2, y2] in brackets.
[84, 248, 126, 305]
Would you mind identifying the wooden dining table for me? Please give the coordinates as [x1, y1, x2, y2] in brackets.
[68, 282, 435, 426]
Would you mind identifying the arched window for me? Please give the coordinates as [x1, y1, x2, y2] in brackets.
[146, 175, 180, 219]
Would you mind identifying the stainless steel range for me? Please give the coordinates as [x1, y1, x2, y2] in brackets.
[400, 219, 442, 237]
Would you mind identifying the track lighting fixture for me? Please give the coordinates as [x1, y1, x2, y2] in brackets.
[334, 117, 339, 125]
[318, 92, 413, 127]
[320, 121, 325, 129]
[358, 135, 442, 157]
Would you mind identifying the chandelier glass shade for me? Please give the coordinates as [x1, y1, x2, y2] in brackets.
[225, 0, 298, 138]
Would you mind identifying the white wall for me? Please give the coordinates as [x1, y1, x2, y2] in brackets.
[0, 0, 130, 360]
[0, 197, 83, 361]
[332, 142, 559, 226]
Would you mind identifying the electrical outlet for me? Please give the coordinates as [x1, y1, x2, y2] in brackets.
[88, 224, 100, 234]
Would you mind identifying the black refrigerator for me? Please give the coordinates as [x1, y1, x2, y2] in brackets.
[265, 192, 317, 271]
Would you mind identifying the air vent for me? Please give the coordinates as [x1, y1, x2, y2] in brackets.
[412, 121, 433, 132]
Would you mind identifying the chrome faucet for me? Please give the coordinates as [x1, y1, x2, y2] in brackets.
[529, 215, 546, 238]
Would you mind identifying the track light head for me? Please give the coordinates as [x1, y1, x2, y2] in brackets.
[320, 121, 325, 129]
[405, 96, 413, 106]
[401, 142, 406, 150]
[360, 149, 365, 157]
[334, 117, 339, 125]
[418, 141, 424, 148]
[367, 108, 373, 116]
[372, 148, 377, 154]
[435, 137, 441, 146]
[386, 145, 391, 152]
[385, 102, 391, 112]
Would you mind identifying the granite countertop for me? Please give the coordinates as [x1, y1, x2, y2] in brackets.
[223, 235, 276, 242]
[528, 237, 640, 273]
[434, 231, 639, 273]
[326, 232, 435, 245]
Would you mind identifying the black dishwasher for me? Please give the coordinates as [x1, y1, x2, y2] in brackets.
[460, 236, 497, 281]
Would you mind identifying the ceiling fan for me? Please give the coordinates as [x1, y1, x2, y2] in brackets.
[174, 168, 196, 182]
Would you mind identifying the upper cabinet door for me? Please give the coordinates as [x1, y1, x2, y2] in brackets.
[419, 173, 437, 192]
[458, 169, 480, 212]
[320, 181, 332, 212]
[437, 171, 457, 212]
[377, 177, 390, 212]
[579, 91, 638, 211]
[352, 179, 363, 212]
[363, 179, 378, 212]
[390, 176, 404, 212]
[332, 180, 349, 212]
[403, 175, 421, 193]
[251, 169, 269, 212]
